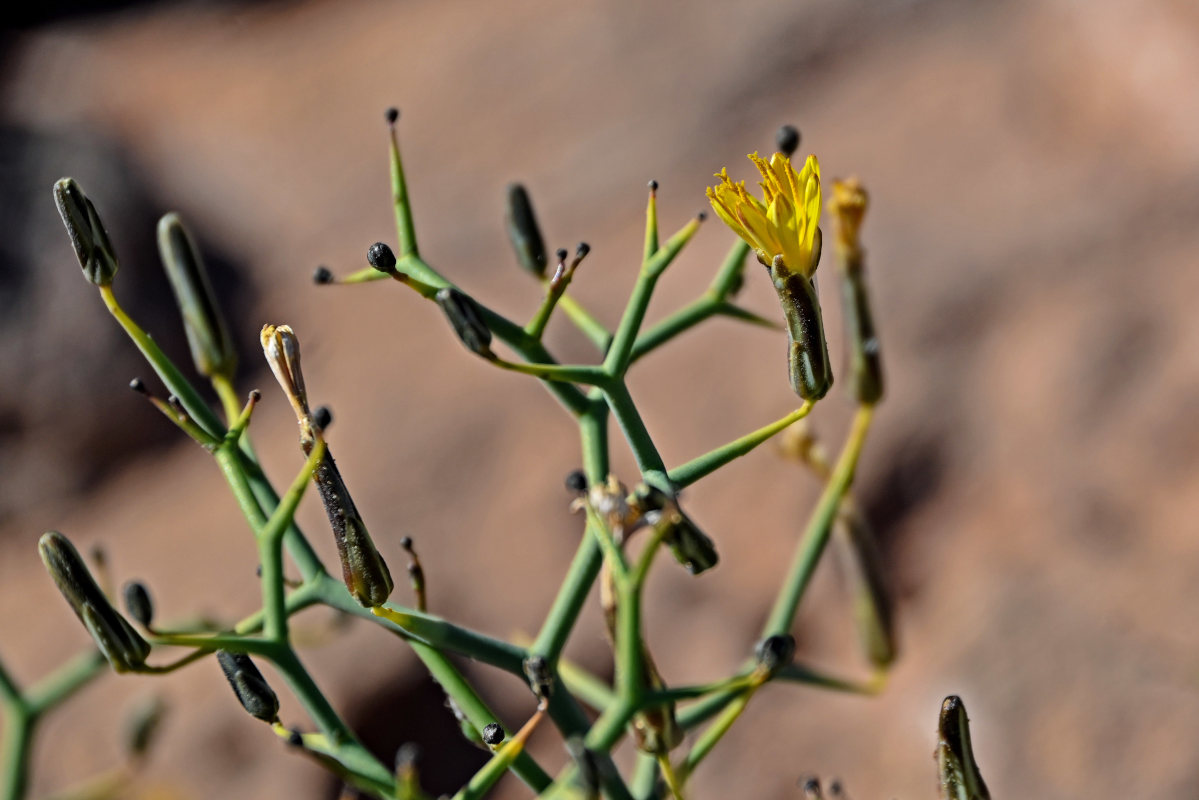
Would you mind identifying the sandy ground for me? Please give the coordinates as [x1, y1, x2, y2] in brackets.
[2, 1, 1199, 798]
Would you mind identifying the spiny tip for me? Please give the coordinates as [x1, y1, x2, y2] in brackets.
[385, 107, 400, 125]
[648, 179, 659, 192]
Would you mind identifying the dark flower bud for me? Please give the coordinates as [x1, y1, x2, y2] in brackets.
[122, 580, 154, 628]
[776, 124, 801, 157]
[564, 469, 587, 494]
[385, 107, 400, 125]
[312, 405, 333, 433]
[38, 531, 150, 673]
[367, 242, 397, 273]
[435, 288, 493, 357]
[216, 650, 280, 723]
[287, 729, 304, 748]
[937, 695, 990, 800]
[523, 655, 553, 701]
[157, 212, 237, 380]
[313, 266, 335, 285]
[800, 776, 824, 799]
[633, 485, 719, 575]
[481, 722, 504, 746]
[314, 452, 395, 608]
[754, 634, 795, 677]
[505, 184, 548, 277]
[53, 178, 120, 286]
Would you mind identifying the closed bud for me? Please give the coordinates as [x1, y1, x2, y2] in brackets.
[773, 256, 833, 401]
[216, 650, 280, 723]
[754, 634, 796, 677]
[830, 179, 882, 404]
[776, 124, 801, 157]
[435, 288, 493, 357]
[937, 696, 990, 800]
[633, 485, 719, 575]
[481, 722, 504, 746]
[38, 531, 150, 673]
[314, 452, 394, 608]
[367, 241, 397, 273]
[122, 580, 154, 628]
[505, 183, 548, 277]
[564, 469, 587, 495]
[157, 213, 237, 380]
[53, 178, 120, 286]
[313, 265, 335, 285]
[800, 776, 825, 799]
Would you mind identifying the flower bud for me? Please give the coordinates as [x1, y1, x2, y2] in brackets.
[367, 241, 397, 273]
[157, 213, 237, 380]
[216, 650, 280, 723]
[313, 265, 335, 285]
[38, 531, 150, 673]
[122, 580, 154, 628]
[754, 634, 796, 677]
[634, 485, 719, 575]
[314, 452, 394, 608]
[773, 257, 833, 401]
[776, 124, 801, 157]
[830, 179, 882, 405]
[435, 288, 493, 357]
[53, 178, 120, 286]
[937, 695, 991, 800]
[261, 324, 313, 446]
[564, 469, 587, 495]
[481, 722, 504, 746]
[505, 183, 548, 278]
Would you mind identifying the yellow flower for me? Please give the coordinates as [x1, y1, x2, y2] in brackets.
[706, 152, 822, 277]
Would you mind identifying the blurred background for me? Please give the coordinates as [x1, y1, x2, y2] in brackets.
[2, 1, 1198, 798]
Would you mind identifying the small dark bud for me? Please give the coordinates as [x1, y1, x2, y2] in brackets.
[53, 178, 120, 286]
[776, 124, 801, 157]
[564, 469, 587, 494]
[435, 287, 493, 357]
[216, 650, 280, 723]
[505, 184, 549, 277]
[313, 266, 334, 285]
[523, 655, 553, 701]
[800, 776, 824, 798]
[576, 242, 590, 258]
[399, 536, 414, 550]
[39, 531, 150, 673]
[481, 722, 504, 746]
[367, 242, 397, 273]
[633, 485, 719, 575]
[249, 389, 262, 402]
[129, 378, 148, 395]
[696, 210, 707, 222]
[385, 107, 400, 125]
[122, 581, 154, 628]
[555, 247, 569, 262]
[648, 179, 659, 192]
[754, 634, 795, 676]
[312, 405, 333, 432]
[287, 729, 304, 748]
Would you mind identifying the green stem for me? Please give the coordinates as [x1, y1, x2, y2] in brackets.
[23, 650, 106, 715]
[98, 286, 225, 438]
[557, 293, 613, 353]
[491, 359, 611, 388]
[602, 383, 668, 489]
[762, 405, 875, 638]
[529, 402, 609, 664]
[667, 402, 812, 488]
[1, 711, 31, 800]
[678, 683, 760, 780]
